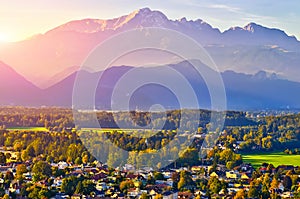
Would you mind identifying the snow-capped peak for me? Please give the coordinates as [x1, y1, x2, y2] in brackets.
[243, 22, 263, 32]
[135, 7, 152, 15]
[129, 7, 169, 27]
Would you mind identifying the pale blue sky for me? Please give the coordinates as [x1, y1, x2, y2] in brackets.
[0, 0, 299, 42]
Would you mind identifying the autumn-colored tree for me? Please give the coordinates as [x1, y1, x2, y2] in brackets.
[234, 189, 246, 199]
[154, 194, 163, 199]
[119, 180, 134, 193]
[270, 177, 279, 191]
[16, 164, 28, 180]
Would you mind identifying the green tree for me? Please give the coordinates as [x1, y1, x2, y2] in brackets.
[81, 180, 96, 195]
[75, 157, 82, 165]
[38, 188, 52, 199]
[28, 186, 40, 199]
[32, 161, 52, 182]
[283, 175, 292, 190]
[75, 181, 83, 194]
[0, 152, 6, 164]
[61, 176, 81, 195]
[208, 176, 222, 194]
[66, 144, 82, 163]
[153, 172, 164, 180]
[178, 171, 194, 190]
[140, 192, 149, 199]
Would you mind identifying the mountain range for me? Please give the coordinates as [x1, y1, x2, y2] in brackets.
[0, 7, 300, 110]
[1, 59, 300, 110]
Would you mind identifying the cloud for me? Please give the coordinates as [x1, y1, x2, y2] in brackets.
[206, 4, 241, 13]
[205, 3, 280, 26]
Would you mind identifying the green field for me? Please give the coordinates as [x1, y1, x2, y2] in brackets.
[243, 152, 300, 168]
[7, 127, 49, 132]
[80, 128, 166, 137]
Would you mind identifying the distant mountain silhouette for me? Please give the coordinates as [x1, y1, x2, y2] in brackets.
[41, 61, 300, 110]
[0, 62, 41, 105]
[1, 59, 300, 109]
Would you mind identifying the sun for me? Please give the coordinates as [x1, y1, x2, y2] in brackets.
[0, 32, 11, 42]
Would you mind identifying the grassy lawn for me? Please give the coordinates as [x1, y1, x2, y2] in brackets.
[243, 152, 300, 168]
[7, 127, 49, 132]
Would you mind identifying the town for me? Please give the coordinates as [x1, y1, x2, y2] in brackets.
[0, 107, 300, 198]
[0, 146, 299, 199]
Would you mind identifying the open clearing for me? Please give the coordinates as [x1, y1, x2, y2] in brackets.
[7, 127, 49, 132]
[243, 152, 300, 168]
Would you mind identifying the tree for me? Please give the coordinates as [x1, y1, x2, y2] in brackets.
[208, 176, 222, 194]
[3, 194, 9, 199]
[16, 164, 28, 180]
[154, 194, 163, 199]
[81, 180, 96, 195]
[32, 161, 52, 182]
[61, 176, 81, 195]
[248, 182, 260, 198]
[178, 148, 199, 166]
[22, 145, 35, 161]
[75, 181, 83, 194]
[119, 180, 134, 193]
[4, 170, 14, 187]
[154, 172, 164, 180]
[262, 174, 271, 190]
[283, 175, 292, 190]
[38, 188, 52, 199]
[75, 157, 82, 165]
[261, 174, 271, 198]
[140, 192, 149, 199]
[0, 152, 6, 164]
[178, 171, 194, 190]
[270, 177, 279, 190]
[234, 189, 246, 199]
[81, 151, 89, 164]
[46, 155, 54, 163]
[144, 174, 154, 185]
[262, 136, 273, 149]
[28, 186, 40, 199]
[226, 161, 235, 169]
[13, 141, 23, 152]
[66, 143, 82, 163]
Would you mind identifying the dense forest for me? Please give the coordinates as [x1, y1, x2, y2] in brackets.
[0, 107, 299, 168]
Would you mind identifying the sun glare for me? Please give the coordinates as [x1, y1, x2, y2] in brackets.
[0, 32, 11, 42]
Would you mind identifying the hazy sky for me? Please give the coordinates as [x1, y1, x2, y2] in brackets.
[0, 0, 299, 42]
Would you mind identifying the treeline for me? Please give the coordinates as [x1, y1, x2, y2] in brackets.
[0, 107, 74, 130]
[0, 130, 93, 164]
[0, 107, 256, 131]
[221, 113, 300, 153]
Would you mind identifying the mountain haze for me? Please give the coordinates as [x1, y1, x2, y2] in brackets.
[0, 62, 41, 105]
[0, 8, 299, 88]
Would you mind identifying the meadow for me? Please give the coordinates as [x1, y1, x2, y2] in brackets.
[243, 152, 300, 168]
[7, 127, 49, 132]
